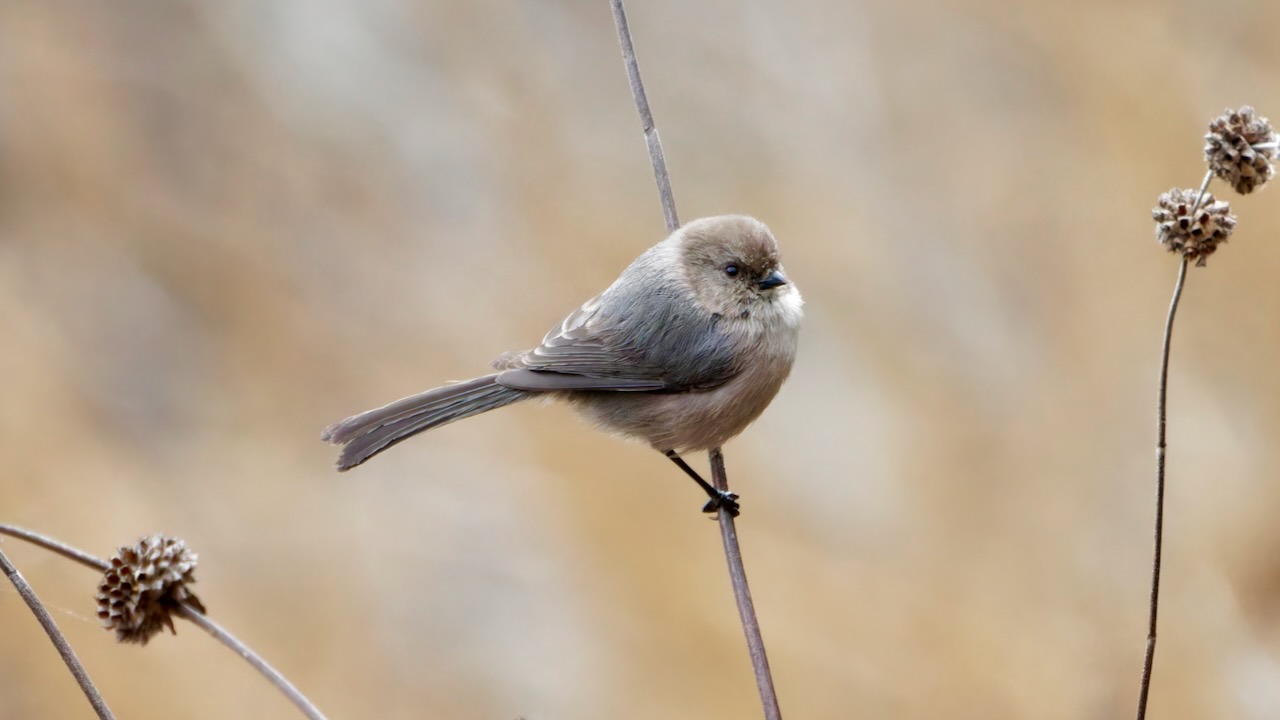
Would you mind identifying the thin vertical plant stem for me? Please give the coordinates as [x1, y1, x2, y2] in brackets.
[1134, 255, 1190, 719]
[609, 0, 679, 233]
[608, 2, 782, 718]
[0, 544, 116, 720]
[710, 449, 783, 720]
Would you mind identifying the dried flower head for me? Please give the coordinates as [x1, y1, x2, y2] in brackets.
[96, 534, 204, 645]
[1205, 106, 1277, 194]
[1152, 188, 1237, 266]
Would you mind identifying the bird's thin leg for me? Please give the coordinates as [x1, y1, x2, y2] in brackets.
[665, 450, 740, 517]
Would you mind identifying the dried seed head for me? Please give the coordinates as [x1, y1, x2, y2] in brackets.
[1152, 188, 1236, 267]
[96, 534, 204, 645]
[1205, 106, 1277, 194]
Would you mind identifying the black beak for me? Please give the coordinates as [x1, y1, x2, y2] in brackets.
[757, 270, 787, 290]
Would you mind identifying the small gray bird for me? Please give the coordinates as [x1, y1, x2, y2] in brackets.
[322, 215, 803, 515]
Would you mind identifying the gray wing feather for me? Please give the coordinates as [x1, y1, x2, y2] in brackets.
[496, 254, 739, 393]
[495, 368, 666, 392]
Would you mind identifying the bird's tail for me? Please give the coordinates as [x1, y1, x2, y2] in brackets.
[322, 374, 529, 470]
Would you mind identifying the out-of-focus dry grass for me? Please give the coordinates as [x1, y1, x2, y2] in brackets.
[2, 1, 1279, 718]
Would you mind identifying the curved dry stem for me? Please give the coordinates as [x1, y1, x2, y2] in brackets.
[1134, 253, 1191, 720]
[176, 602, 328, 720]
[608, 2, 782, 717]
[0, 544, 116, 720]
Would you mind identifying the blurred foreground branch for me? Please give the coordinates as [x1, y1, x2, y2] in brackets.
[0, 542, 116, 720]
[0, 524, 328, 720]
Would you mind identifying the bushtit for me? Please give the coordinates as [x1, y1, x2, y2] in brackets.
[322, 215, 802, 515]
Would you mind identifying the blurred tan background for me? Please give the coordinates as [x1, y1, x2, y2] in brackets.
[2, 0, 1279, 718]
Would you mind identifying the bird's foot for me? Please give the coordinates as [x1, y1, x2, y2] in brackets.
[701, 490, 740, 518]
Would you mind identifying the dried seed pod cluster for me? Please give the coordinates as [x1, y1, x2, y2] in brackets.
[96, 534, 204, 645]
[1153, 106, 1272, 265]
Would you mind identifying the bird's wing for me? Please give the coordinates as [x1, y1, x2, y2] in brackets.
[493, 292, 739, 393]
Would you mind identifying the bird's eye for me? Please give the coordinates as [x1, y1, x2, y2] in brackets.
[724, 264, 740, 277]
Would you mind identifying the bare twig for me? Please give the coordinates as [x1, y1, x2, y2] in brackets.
[608, 3, 782, 718]
[1133, 170, 1210, 720]
[710, 449, 783, 720]
[0, 543, 116, 720]
[0, 525, 328, 720]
